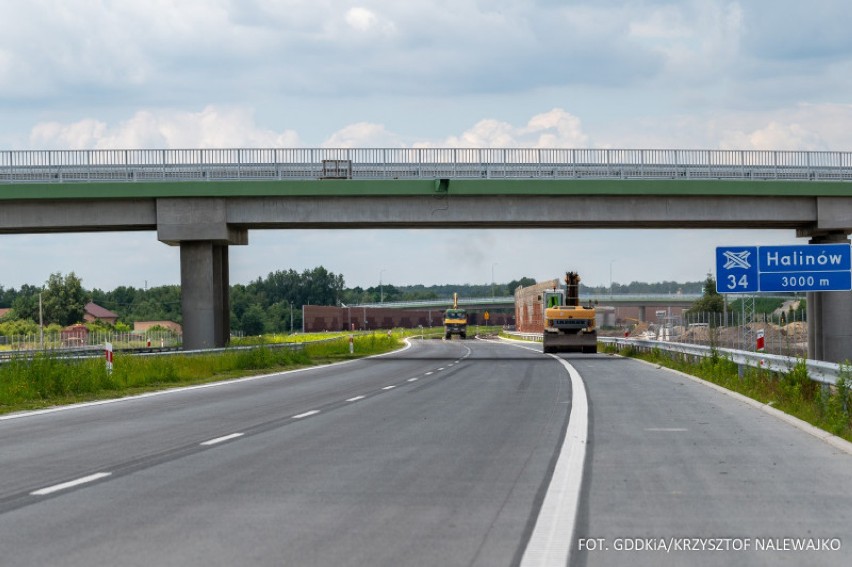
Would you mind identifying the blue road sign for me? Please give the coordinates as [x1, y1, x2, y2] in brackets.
[716, 246, 758, 293]
[759, 271, 852, 293]
[717, 244, 852, 293]
[758, 244, 851, 273]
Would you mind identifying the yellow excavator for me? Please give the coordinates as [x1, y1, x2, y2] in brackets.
[542, 272, 598, 353]
[443, 293, 468, 339]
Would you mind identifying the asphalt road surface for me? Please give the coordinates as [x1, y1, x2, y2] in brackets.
[0, 338, 850, 567]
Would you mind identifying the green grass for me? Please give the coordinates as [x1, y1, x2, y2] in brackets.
[0, 332, 403, 415]
[602, 343, 852, 443]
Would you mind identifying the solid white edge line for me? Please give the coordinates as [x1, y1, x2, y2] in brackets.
[346, 396, 366, 402]
[31, 472, 112, 496]
[292, 410, 320, 419]
[520, 356, 589, 567]
[200, 432, 244, 446]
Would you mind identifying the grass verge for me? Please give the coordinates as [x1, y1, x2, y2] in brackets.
[0, 332, 403, 416]
[601, 343, 852, 443]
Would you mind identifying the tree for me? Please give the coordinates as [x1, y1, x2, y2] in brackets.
[240, 305, 266, 336]
[687, 273, 726, 314]
[42, 272, 88, 326]
[506, 277, 537, 294]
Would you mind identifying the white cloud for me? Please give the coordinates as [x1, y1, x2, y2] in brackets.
[322, 122, 402, 148]
[424, 109, 589, 148]
[29, 106, 301, 149]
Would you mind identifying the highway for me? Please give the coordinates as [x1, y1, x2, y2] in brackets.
[0, 338, 850, 566]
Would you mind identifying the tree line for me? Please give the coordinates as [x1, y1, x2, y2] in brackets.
[1, 269, 712, 336]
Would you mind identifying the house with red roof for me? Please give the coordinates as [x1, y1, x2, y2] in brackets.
[83, 302, 119, 325]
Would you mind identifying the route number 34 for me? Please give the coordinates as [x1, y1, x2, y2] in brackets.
[727, 274, 749, 290]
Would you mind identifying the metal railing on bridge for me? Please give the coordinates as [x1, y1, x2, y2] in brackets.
[3, 148, 852, 184]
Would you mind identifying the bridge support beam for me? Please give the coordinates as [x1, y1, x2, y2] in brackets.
[806, 233, 852, 363]
[157, 199, 247, 350]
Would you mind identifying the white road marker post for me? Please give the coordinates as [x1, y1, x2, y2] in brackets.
[105, 342, 114, 374]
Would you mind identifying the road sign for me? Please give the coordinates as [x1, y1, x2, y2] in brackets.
[716, 246, 758, 293]
[484, 311, 490, 322]
[717, 244, 852, 293]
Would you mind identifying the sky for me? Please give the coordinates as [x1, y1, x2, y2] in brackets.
[2, 0, 852, 292]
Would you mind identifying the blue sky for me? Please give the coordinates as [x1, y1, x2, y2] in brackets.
[2, 0, 852, 291]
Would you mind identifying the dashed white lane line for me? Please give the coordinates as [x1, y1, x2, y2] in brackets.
[346, 396, 366, 402]
[425, 372, 434, 376]
[407, 378, 419, 382]
[382, 385, 397, 390]
[437, 367, 445, 371]
[292, 410, 320, 419]
[31, 472, 113, 496]
[200, 433, 244, 446]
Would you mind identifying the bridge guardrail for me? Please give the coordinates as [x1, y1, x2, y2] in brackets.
[3, 148, 852, 183]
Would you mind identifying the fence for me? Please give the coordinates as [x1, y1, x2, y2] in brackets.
[646, 310, 808, 357]
[0, 330, 181, 354]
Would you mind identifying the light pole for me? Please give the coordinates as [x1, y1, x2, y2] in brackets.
[289, 302, 293, 334]
[609, 260, 615, 297]
[380, 269, 387, 303]
[491, 262, 498, 299]
[39, 291, 44, 350]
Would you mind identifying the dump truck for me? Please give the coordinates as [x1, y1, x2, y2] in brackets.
[443, 293, 468, 339]
[542, 272, 598, 353]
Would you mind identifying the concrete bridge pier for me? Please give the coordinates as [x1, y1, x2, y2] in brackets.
[180, 242, 231, 350]
[157, 199, 248, 350]
[806, 233, 852, 364]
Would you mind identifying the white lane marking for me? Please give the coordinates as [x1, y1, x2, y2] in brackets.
[382, 385, 397, 390]
[31, 472, 112, 496]
[437, 367, 445, 371]
[521, 356, 589, 567]
[645, 428, 688, 432]
[346, 396, 366, 402]
[292, 410, 320, 419]
[407, 378, 419, 382]
[425, 372, 434, 376]
[201, 433, 244, 446]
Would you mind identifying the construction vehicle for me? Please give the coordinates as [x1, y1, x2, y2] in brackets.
[542, 272, 598, 353]
[443, 293, 468, 339]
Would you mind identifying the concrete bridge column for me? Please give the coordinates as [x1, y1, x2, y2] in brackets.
[806, 233, 852, 363]
[157, 198, 247, 350]
[180, 242, 231, 350]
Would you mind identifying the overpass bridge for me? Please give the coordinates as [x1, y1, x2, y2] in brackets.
[352, 293, 701, 309]
[2, 148, 852, 361]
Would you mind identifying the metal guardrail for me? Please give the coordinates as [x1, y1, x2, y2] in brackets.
[599, 337, 842, 386]
[503, 332, 544, 343]
[0, 337, 344, 365]
[3, 148, 852, 184]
